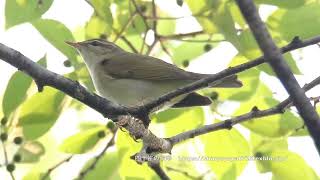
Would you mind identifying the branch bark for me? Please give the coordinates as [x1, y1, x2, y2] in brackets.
[235, 0, 320, 155]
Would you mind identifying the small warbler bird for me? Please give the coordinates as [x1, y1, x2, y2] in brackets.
[66, 39, 242, 111]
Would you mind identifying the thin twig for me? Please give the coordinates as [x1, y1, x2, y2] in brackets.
[159, 31, 204, 39]
[166, 38, 226, 43]
[146, 39, 158, 55]
[151, 0, 157, 33]
[41, 156, 73, 180]
[130, 0, 150, 29]
[78, 130, 117, 179]
[120, 36, 139, 54]
[1, 140, 8, 164]
[159, 40, 172, 57]
[113, 12, 138, 42]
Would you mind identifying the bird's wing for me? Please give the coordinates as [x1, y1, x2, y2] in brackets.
[100, 52, 202, 81]
[99, 52, 242, 87]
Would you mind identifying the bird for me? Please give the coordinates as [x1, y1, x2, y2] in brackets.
[66, 39, 242, 112]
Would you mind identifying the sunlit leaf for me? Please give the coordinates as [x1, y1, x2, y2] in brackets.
[172, 41, 218, 66]
[250, 133, 288, 173]
[32, 19, 78, 64]
[5, 0, 53, 29]
[267, 4, 320, 42]
[59, 126, 106, 154]
[80, 151, 121, 180]
[152, 107, 205, 136]
[116, 131, 156, 179]
[23, 171, 48, 180]
[237, 30, 301, 75]
[2, 56, 46, 117]
[201, 121, 250, 178]
[2, 72, 32, 117]
[270, 151, 318, 180]
[216, 55, 260, 101]
[157, 10, 176, 36]
[90, 0, 113, 26]
[18, 88, 65, 140]
[85, 15, 112, 39]
[235, 82, 303, 137]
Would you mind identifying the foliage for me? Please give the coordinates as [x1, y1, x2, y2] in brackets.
[1, 0, 320, 179]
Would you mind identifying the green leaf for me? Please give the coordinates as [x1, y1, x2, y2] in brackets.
[235, 82, 303, 137]
[32, 19, 78, 64]
[213, 3, 239, 46]
[157, 10, 176, 36]
[258, 54, 302, 75]
[220, 164, 237, 180]
[229, 2, 246, 28]
[185, 0, 219, 33]
[270, 151, 319, 180]
[112, 2, 147, 36]
[172, 41, 218, 66]
[59, 126, 106, 154]
[2, 56, 46, 117]
[267, 4, 320, 42]
[18, 88, 65, 140]
[115, 131, 156, 179]
[116, 35, 143, 53]
[2, 72, 32, 117]
[23, 171, 48, 180]
[152, 107, 205, 136]
[5, 0, 53, 29]
[237, 30, 301, 75]
[255, 0, 307, 8]
[250, 133, 288, 173]
[85, 15, 112, 39]
[201, 121, 250, 178]
[78, 121, 105, 131]
[17, 141, 45, 163]
[81, 152, 121, 180]
[216, 55, 260, 101]
[90, 0, 113, 26]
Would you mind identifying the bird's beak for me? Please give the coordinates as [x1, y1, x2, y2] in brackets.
[65, 41, 81, 49]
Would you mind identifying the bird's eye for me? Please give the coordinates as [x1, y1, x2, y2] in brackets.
[91, 41, 100, 46]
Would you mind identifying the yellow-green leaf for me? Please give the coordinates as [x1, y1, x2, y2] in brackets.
[59, 126, 106, 154]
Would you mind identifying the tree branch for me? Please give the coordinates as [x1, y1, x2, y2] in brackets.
[148, 161, 170, 180]
[170, 76, 320, 144]
[158, 30, 204, 40]
[41, 156, 73, 180]
[78, 129, 117, 179]
[235, 0, 320, 155]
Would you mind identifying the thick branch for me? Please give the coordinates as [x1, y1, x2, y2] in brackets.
[236, 0, 320, 154]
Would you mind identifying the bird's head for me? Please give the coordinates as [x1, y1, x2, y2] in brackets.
[66, 39, 122, 66]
